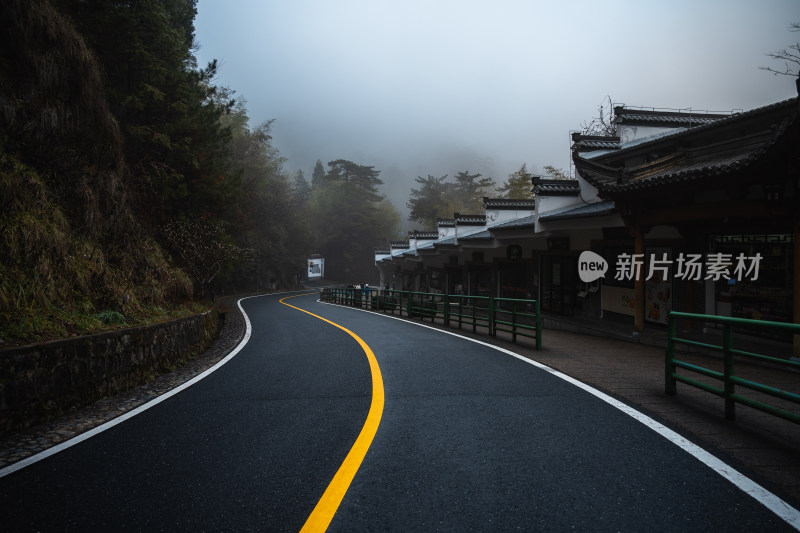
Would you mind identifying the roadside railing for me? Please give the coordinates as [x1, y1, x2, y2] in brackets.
[319, 287, 541, 348]
[665, 311, 800, 424]
[494, 297, 542, 350]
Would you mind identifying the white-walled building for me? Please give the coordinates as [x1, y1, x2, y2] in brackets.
[370, 93, 800, 347]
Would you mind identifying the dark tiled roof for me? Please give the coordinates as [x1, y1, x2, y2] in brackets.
[489, 214, 537, 230]
[483, 197, 535, 209]
[459, 230, 493, 240]
[410, 230, 438, 240]
[437, 218, 455, 227]
[455, 213, 486, 226]
[433, 237, 458, 247]
[533, 179, 580, 196]
[614, 106, 731, 128]
[576, 98, 799, 194]
[390, 240, 410, 249]
[607, 98, 797, 161]
[576, 139, 622, 150]
[374, 248, 390, 254]
[539, 201, 616, 221]
[571, 134, 622, 152]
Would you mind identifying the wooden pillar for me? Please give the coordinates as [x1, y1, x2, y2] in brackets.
[683, 230, 698, 332]
[684, 279, 695, 333]
[634, 224, 646, 333]
[794, 215, 800, 356]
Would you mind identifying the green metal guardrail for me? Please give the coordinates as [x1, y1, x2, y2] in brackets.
[666, 311, 800, 424]
[319, 287, 541, 349]
[494, 297, 542, 349]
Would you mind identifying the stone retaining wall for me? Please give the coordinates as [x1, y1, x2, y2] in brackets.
[0, 311, 218, 435]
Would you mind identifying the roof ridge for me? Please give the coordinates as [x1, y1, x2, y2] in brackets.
[587, 97, 798, 160]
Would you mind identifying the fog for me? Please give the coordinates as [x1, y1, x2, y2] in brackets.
[195, 0, 798, 223]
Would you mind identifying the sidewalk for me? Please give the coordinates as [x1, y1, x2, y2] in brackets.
[543, 310, 798, 359]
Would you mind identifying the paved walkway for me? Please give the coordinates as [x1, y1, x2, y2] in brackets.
[2, 294, 798, 512]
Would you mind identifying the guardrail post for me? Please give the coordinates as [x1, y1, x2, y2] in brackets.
[723, 324, 736, 421]
[489, 297, 496, 337]
[471, 299, 477, 333]
[511, 301, 517, 343]
[535, 299, 542, 350]
[665, 314, 677, 396]
[406, 291, 412, 318]
[443, 294, 450, 327]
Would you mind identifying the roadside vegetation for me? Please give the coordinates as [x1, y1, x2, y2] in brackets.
[1, 0, 571, 345]
[0, 0, 408, 345]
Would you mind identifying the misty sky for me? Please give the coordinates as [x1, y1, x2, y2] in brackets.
[194, 1, 798, 220]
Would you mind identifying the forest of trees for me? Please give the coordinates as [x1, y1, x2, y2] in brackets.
[0, 0, 400, 343]
[407, 164, 569, 229]
[406, 171, 496, 229]
[0, 0, 574, 344]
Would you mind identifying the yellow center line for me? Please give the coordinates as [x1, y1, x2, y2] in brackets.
[279, 293, 385, 533]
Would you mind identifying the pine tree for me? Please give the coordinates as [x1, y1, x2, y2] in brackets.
[311, 160, 326, 190]
[498, 164, 535, 199]
[452, 170, 496, 213]
[407, 174, 450, 228]
[308, 160, 399, 281]
[55, 0, 235, 224]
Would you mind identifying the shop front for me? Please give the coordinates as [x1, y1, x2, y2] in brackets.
[539, 253, 579, 316]
[710, 234, 793, 323]
[497, 260, 533, 300]
[468, 254, 493, 298]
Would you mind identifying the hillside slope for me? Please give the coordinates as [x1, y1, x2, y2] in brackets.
[0, 0, 195, 344]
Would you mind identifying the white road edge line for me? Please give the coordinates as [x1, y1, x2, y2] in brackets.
[316, 298, 800, 531]
[0, 289, 312, 479]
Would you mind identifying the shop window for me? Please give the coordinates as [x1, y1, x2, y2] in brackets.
[541, 255, 579, 316]
[711, 234, 793, 323]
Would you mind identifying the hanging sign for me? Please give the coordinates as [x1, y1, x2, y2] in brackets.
[506, 244, 523, 260]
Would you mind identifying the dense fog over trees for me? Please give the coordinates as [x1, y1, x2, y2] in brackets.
[194, 1, 798, 225]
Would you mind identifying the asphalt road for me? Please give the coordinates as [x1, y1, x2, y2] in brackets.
[0, 291, 795, 531]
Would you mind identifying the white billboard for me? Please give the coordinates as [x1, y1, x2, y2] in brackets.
[308, 258, 325, 279]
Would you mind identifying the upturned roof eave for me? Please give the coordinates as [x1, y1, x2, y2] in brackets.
[574, 103, 798, 194]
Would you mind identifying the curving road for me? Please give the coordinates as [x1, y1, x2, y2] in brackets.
[0, 291, 796, 531]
